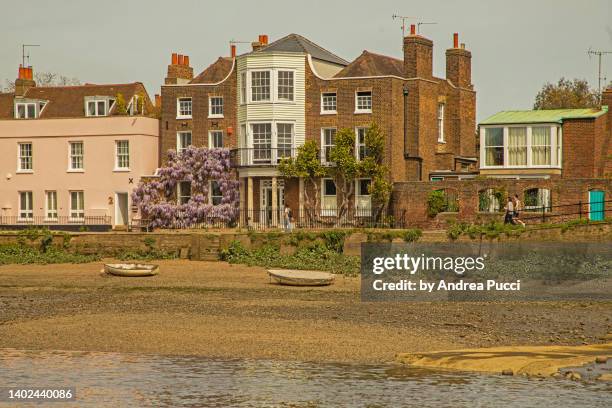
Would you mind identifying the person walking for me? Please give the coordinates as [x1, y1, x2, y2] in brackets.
[504, 197, 515, 224]
[513, 194, 525, 227]
[283, 204, 293, 233]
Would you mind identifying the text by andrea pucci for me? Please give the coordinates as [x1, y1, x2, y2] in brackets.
[360, 242, 612, 302]
[370, 253, 520, 293]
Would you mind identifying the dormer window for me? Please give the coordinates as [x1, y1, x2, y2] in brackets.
[86, 99, 108, 117]
[15, 100, 46, 119]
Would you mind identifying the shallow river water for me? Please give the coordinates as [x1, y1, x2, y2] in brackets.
[0, 349, 610, 407]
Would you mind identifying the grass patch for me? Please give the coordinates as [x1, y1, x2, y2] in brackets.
[0, 244, 100, 265]
[220, 240, 360, 276]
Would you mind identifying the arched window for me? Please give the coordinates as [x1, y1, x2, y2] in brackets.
[524, 188, 551, 212]
[478, 188, 503, 213]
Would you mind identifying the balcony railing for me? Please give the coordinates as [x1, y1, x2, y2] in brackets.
[0, 215, 112, 230]
[230, 148, 298, 167]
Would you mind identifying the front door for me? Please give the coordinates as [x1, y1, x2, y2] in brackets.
[115, 193, 129, 226]
[589, 190, 605, 221]
[261, 180, 284, 226]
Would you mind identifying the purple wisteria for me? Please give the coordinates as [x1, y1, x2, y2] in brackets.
[132, 147, 240, 228]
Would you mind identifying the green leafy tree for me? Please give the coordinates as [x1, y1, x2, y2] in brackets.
[328, 128, 360, 218]
[278, 140, 326, 215]
[115, 93, 127, 115]
[534, 78, 599, 109]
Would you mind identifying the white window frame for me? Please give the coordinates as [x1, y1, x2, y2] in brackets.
[17, 142, 33, 172]
[355, 90, 372, 114]
[68, 141, 84, 171]
[321, 178, 337, 216]
[176, 97, 192, 119]
[355, 178, 372, 216]
[85, 99, 108, 117]
[15, 102, 38, 119]
[277, 70, 295, 102]
[249, 70, 271, 103]
[176, 131, 192, 153]
[115, 140, 130, 171]
[276, 122, 294, 161]
[209, 130, 224, 148]
[19, 191, 33, 221]
[321, 92, 337, 114]
[69, 191, 85, 221]
[45, 191, 58, 221]
[321, 128, 337, 165]
[209, 180, 223, 205]
[177, 181, 191, 205]
[479, 124, 562, 170]
[208, 96, 224, 118]
[355, 127, 367, 160]
[240, 72, 247, 105]
[437, 103, 445, 143]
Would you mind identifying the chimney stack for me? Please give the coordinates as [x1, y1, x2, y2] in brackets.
[165, 52, 194, 85]
[403, 25, 433, 78]
[15, 64, 36, 96]
[445, 33, 472, 88]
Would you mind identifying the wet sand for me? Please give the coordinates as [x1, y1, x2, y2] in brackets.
[0, 260, 611, 364]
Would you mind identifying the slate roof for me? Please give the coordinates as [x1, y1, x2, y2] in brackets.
[334, 51, 404, 78]
[252, 33, 348, 66]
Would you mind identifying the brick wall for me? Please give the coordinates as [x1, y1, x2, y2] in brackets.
[305, 59, 476, 183]
[160, 67, 237, 164]
[392, 178, 612, 229]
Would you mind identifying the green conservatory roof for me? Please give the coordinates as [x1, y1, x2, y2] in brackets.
[480, 106, 608, 125]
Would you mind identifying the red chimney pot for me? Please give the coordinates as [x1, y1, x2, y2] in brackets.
[410, 24, 416, 35]
[262, 34, 268, 45]
[184, 55, 190, 66]
[453, 33, 459, 48]
[231, 44, 236, 57]
[177, 54, 184, 65]
[172, 53, 178, 65]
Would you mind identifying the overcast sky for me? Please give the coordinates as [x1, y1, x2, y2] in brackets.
[1, 0, 610, 120]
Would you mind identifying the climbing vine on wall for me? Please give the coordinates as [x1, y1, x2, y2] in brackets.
[132, 147, 239, 228]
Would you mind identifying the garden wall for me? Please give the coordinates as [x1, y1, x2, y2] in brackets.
[392, 178, 612, 229]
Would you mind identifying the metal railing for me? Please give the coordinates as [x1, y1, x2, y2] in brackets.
[136, 207, 406, 231]
[230, 148, 298, 167]
[519, 199, 610, 223]
[0, 215, 112, 226]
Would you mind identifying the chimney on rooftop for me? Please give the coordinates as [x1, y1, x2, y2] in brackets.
[403, 24, 433, 78]
[15, 64, 36, 96]
[165, 52, 193, 85]
[231, 44, 236, 58]
[445, 32, 472, 88]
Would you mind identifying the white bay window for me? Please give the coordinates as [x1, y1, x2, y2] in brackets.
[481, 125, 561, 168]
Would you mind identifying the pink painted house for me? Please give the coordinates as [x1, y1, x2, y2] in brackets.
[0, 66, 160, 230]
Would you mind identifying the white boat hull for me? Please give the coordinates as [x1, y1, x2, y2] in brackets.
[267, 269, 334, 286]
[104, 263, 159, 277]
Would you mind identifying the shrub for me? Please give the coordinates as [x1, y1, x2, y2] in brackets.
[427, 190, 447, 217]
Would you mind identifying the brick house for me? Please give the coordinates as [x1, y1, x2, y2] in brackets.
[160, 27, 477, 226]
[390, 89, 612, 228]
[0, 65, 159, 230]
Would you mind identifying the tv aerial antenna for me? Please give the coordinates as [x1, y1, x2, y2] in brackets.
[417, 21, 437, 34]
[22, 44, 40, 67]
[392, 14, 417, 38]
[587, 47, 612, 104]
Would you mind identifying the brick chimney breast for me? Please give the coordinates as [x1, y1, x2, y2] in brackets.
[14, 64, 36, 96]
[403, 34, 433, 79]
[165, 53, 194, 85]
[445, 42, 472, 88]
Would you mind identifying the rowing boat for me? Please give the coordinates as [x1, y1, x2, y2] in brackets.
[267, 269, 334, 286]
[104, 263, 159, 277]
